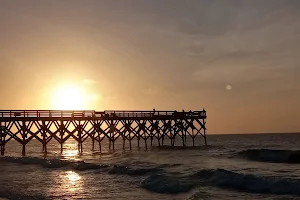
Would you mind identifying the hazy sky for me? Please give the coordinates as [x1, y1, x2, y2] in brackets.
[0, 0, 300, 134]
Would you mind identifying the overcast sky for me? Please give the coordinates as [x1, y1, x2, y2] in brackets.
[0, 0, 300, 133]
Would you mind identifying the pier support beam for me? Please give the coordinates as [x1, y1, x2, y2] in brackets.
[157, 137, 161, 147]
[94, 120, 102, 152]
[0, 144, 4, 156]
[180, 120, 185, 147]
[203, 118, 207, 145]
[173, 137, 176, 146]
[0, 122, 5, 155]
[92, 138, 95, 151]
[181, 129, 186, 147]
[22, 144, 26, 156]
[78, 122, 83, 153]
[98, 136, 102, 152]
[108, 119, 114, 151]
[0, 140, 5, 156]
[21, 121, 26, 156]
[150, 136, 153, 147]
[60, 120, 64, 152]
[42, 121, 47, 153]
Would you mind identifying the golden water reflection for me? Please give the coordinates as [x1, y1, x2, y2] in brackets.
[67, 171, 81, 183]
[61, 171, 83, 193]
[61, 141, 81, 160]
[63, 149, 79, 158]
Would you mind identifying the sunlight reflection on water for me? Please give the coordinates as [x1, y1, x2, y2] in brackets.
[62, 171, 83, 193]
[61, 142, 81, 160]
[67, 171, 81, 183]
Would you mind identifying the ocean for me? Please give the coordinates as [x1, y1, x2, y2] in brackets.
[1, 133, 300, 200]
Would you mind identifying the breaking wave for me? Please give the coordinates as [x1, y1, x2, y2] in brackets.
[237, 149, 300, 163]
[142, 169, 300, 196]
[0, 156, 107, 170]
[0, 156, 170, 176]
[195, 169, 300, 195]
[142, 173, 197, 194]
[0, 156, 70, 168]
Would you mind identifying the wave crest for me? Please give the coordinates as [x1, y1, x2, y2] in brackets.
[195, 169, 300, 196]
[0, 156, 108, 170]
[238, 149, 300, 163]
[142, 173, 197, 194]
[141, 168, 300, 195]
[0, 156, 167, 176]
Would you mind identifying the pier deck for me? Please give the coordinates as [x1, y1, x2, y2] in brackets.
[0, 110, 207, 155]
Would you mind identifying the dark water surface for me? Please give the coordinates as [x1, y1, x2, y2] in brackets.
[1, 133, 300, 200]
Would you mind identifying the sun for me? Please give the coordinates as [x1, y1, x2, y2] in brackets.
[51, 83, 86, 110]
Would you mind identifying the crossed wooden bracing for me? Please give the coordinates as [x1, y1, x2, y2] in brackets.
[0, 110, 207, 155]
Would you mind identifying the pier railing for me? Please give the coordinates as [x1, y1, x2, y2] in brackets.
[0, 110, 95, 118]
[0, 110, 206, 119]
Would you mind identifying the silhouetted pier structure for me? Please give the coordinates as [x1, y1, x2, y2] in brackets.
[0, 109, 207, 156]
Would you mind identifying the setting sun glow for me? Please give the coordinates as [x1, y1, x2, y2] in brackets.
[51, 83, 86, 110]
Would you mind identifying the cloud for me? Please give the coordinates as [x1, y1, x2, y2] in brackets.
[82, 79, 97, 85]
[145, 87, 162, 96]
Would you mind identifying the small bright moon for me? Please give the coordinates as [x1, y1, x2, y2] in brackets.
[226, 85, 232, 91]
[51, 83, 86, 110]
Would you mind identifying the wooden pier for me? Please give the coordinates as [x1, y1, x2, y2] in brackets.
[0, 109, 207, 155]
